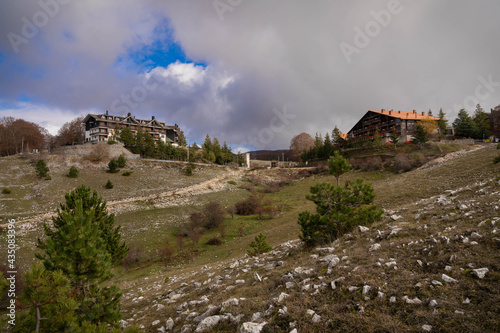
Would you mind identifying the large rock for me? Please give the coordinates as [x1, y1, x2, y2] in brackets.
[471, 268, 489, 279]
[240, 321, 267, 333]
[195, 315, 222, 332]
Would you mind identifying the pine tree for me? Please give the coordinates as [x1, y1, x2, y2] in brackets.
[389, 127, 399, 144]
[473, 104, 490, 139]
[298, 179, 382, 246]
[143, 132, 155, 158]
[16, 264, 79, 332]
[107, 159, 120, 173]
[453, 109, 474, 138]
[116, 154, 126, 168]
[35, 186, 126, 328]
[38, 185, 128, 264]
[177, 130, 187, 147]
[328, 151, 351, 186]
[119, 127, 135, 148]
[248, 233, 272, 256]
[437, 108, 447, 136]
[134, 127, 145, 156]
[373, 127, 382, 145]
[322, 132, 333, 158]
[35, 159, 49, 178]
[413, 122, 428, 147]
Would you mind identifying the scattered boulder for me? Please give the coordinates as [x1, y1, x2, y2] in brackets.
[240, 321, 267, 333]
[471, 268, 489, 279]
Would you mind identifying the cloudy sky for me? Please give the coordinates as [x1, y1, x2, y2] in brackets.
[1, 0, 499, 151]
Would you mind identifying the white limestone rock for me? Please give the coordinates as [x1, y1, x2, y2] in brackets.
[471, 268, 489, 279]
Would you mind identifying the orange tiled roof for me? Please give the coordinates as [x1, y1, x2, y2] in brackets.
[370, 109, 441, 121]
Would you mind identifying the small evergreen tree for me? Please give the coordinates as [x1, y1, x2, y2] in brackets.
[35, 159, 49, 178]
[67, 166, 79, 178]
[119, 127, 135, 147]
[389, 128, 399, 144]
[116, 154, 126, 168]
[413, 122, 428, 146]
[437, 108, 447, 136]
[328, 151, 351, 185]
[133, 127, 145, 156]
[453, 109, 474, 138]
[298, 179, 382, 246]
[105, 180, 114, 189]
[472, 104, 490, 139]
[107, 159, 120, 173]
[248, 233, 272, 256]
[373, 127, 382, 146]
[177, 130, 187, 147]
[143, 133, 155, 158]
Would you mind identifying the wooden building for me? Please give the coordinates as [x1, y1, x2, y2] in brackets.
[82, 111, 180, 144]
[347, 109, 441, 143]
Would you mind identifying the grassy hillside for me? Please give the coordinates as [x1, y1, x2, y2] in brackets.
[1, 144, 499, 332]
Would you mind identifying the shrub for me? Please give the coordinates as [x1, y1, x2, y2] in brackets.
[202, 202, 226, 229]
[494, 155, 500, 164]
[122, 171, 133, 176]
[67, 166, 79, 178]
[188, 232, 201, 245]
[298, 179, 383, 246]
[206, 237, 222, 246]
[248, 233, 272, 256]
[44, 175, 51, 180]
[497, 143, 500, 149]
[36, 159, 49, 178]
[116, 154, 126, 168]
[107, 159, 120, 173]
[122, 246, 145, 269]
[2, 188, 12, 194]
[393, 154, 412, 173]
[185, 166, 193, 176]
[227, 180, 237, 185]
[235, 196, 261, 215]
[88, 142, 109, 162]
[156, 245, 174, 262]
[104, 180, 114, 189]
[226, 205, 237, 219]
[107, 140, 117, 145]
[178, 212, 205, 237]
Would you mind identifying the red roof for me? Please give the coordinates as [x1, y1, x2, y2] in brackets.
[370, 109, 441, 121]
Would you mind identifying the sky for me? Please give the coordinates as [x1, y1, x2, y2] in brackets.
[1, 0, 499, 152]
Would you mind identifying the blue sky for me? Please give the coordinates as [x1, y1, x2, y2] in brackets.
[0, 0, 499, 151]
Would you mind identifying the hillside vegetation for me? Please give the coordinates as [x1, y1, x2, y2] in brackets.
[1, 144, 499, 332]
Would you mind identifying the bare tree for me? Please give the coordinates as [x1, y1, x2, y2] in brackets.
[53, 117, 85, 147]
[0, 117, 47, 156]
[289, 132, 314, 161]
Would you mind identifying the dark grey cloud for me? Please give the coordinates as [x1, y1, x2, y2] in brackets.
[0, 0, 499, 147]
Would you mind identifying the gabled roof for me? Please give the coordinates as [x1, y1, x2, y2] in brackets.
[370, 109, 441, 121]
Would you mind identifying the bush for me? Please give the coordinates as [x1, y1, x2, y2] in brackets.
[248, 233, 272, 256]
[36, 159, 49, 178]
[497, 143, 500, 149]
[107, 159, 120, 173]
[121, 246, 145, 269]
[67, 166, 79, 178]
[156, 245, 174, 262]
[393, 154, 412, 173]
[206, 237, 222, 246]
[104, 180, 114, 189]
[178, 212, 204, 237]
[226, 205, 237, 219]
[235, 196, 261, 215]
[44, 175, 51, 180]
[494, 155, 500, 164]
[122, 171, 133, 176]
[107, 140, 117, 145]
[298, 179, 383, 246]
[2, 188, 12, 194]
[88, 142, 109, 162]
[185, 166, 193, 176]
[117, 154, 126, 168]
[227, 180, 237, 185]
[202, 202, 226, 229]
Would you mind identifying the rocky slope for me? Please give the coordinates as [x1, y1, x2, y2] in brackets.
[117, 146, 500, 332]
